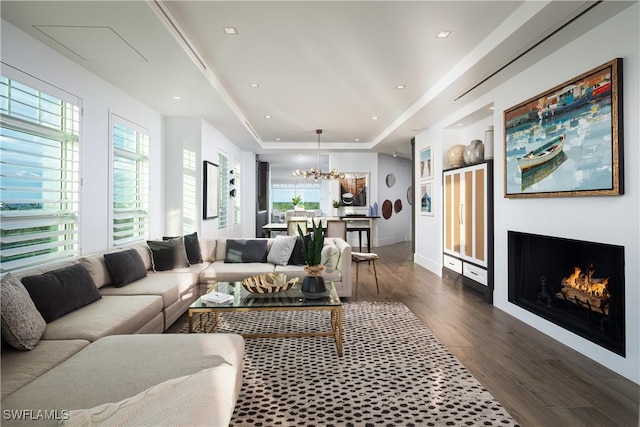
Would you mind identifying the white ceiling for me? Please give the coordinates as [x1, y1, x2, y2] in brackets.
[1, 1, 633, 170]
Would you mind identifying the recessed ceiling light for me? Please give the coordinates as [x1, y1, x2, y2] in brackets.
[172, 95, 181, 100]
[276, 138, 281, 141]
[457, 123, 464, 126]
[354, 138, 360, 142]
[265, 115, 272, 119]
[395, 85, 406, 89]
[372, 116, 379, 120]
[489, 106, 495, 110]
[436, 31, 451, 38]
[224, 27, 238, 35]
[250, 83, 259, 88]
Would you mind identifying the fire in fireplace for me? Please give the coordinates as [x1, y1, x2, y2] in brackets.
[508, 231, 625, 356]
[558, 264, 610, 315]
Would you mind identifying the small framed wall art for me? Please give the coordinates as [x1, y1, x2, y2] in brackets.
[203, 160, 219, 219]
[419, 145, 433, 180]
[420, 182, 433, 216]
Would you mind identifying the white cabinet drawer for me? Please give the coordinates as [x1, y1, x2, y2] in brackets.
[443, 254, 462, 274]
[463, 263, 487, 286]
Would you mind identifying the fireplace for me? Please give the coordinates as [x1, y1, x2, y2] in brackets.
[508, 231, 625, 356]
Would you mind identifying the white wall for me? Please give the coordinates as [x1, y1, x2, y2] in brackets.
[1, 20, 163, 255]
[377, 154, 412, 246]
[164, 117, 202, 237]
[201, 119, 255, 239]
[164, 118, 256, 240]
[414, 5, 639, 383]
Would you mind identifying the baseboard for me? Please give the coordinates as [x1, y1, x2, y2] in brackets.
[413, 253, 442, 276]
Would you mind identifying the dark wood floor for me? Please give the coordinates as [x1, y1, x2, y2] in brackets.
[350, 242, 639, 427]
[169, 241, 639, 426]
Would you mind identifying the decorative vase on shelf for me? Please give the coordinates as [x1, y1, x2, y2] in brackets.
[484, 126, 494, 160]
[447, 144, 466, 168]
[463, 140, 484, 165]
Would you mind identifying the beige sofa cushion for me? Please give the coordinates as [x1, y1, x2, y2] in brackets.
[1, 334, 244, 418]
[99, 272, 196, 309]
[79, 255, 111, 288]
[62, 365, 237, 427]
[199, 238, 217, 262]
[200, 261, 275, 283]
[41, 296, 163, 342]
[1, 340, 89, 400]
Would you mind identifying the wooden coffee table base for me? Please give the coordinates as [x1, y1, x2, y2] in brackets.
[188, 306, 344, 356]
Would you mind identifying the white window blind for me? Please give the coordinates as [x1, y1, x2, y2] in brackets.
[0, 75, 81, 272]
[217, 151, 228, 229]
[111, 116, 149, 246]
[233, 158, 241, 225]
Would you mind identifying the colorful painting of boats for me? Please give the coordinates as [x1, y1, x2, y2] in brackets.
[517, 134, 565, 171]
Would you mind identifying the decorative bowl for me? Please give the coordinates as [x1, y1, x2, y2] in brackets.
[241, 273, 299, 293]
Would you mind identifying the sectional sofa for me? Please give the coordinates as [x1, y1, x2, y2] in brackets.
[1, 234, 351, 425]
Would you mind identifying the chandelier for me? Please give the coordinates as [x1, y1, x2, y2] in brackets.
[292, 129, 345, 181]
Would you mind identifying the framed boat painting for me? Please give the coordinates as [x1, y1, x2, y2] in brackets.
[504, 58, 623, 198]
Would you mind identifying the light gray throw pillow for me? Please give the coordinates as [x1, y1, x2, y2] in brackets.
[1, 273, 46, 350]
[267, 235, 298, 266]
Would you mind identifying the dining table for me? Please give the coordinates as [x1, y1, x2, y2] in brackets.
[261, 216, 378, 252]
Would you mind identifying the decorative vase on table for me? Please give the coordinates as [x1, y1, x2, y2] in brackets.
[298, 219, 327, 298]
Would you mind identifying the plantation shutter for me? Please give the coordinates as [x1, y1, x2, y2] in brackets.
[111, 116, 149, 246]
[217, 151, 228, 229]
[0, 74, 81, 272]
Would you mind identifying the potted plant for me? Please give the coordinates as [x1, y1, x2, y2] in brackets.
[291, 195, 303, 211]
[297, 219, 326, 298]
[332, 199, 341, 216]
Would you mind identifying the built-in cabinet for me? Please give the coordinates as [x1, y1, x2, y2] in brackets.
[442, 160, 494, 303]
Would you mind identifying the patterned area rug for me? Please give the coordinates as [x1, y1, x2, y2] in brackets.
[178, 302, 519, 426]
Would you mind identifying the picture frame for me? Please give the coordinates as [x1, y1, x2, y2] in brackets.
[339, 172, 368, 207]
[504, 58, 623, 198]
[203, 160, 219, 219]
[420, 182, 433, 216]
[419, 146, 433, 180]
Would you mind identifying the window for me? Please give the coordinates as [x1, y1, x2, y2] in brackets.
[0, 75, 81, 272]
[111, 116, 149, 246]
[272, 182, 321, 211]
[217, 151, 228, 229]
[233, 158, 241, 226]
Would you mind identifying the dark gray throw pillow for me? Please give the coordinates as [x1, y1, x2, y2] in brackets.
[103, 249, 148, 287]
[224, 239, 268, 263]
[21, 264, 101, 323]
[163, 232, 203, 264]
[287, 237, 306, 266]
[148, 237, 190, 271]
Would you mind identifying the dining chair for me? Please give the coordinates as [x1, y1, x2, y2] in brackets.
[287, 219, 307, 236]
[325, 219, 347, 241]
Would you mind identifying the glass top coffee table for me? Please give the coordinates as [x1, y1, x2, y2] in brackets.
[188, 281, 343, 356]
